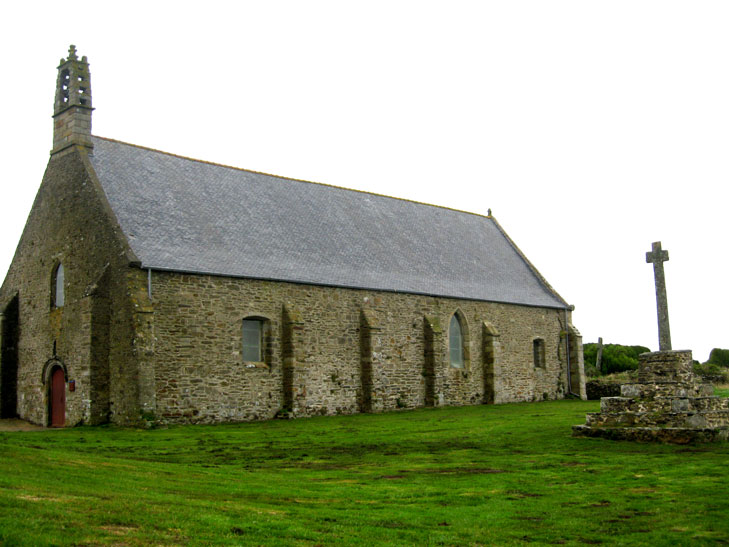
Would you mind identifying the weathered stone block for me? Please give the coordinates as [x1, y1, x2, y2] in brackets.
[600, 397, 635, 413]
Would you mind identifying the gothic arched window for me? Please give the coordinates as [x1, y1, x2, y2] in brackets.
[449, 314, 464, 368]
[51, 263, 65, 308]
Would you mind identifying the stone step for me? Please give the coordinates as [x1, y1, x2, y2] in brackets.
[620, 382, 713, 399]
[670, 397, 729, 413]
[572, 424, 729, 444]
[636, 350, 695, 384]
[636, 368, 696, 384]
[585, 410, 729, 429]
[600, 396, 729, 414]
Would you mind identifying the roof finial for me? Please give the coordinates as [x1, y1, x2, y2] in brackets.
[488, 208, 492, 217]
[68, 44, 78, 61]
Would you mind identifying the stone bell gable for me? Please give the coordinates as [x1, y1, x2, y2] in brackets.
[53, 45, 94, 155]
[0, 46, 585, 427]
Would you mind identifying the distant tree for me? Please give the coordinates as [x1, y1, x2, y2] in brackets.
[583, 343, 650, 375]
[706, 348, 729, 367]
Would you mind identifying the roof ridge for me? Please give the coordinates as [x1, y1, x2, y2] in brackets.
[90, 135, 492, 220]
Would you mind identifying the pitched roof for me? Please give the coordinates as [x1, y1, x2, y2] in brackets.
[87, 136, 568, 309]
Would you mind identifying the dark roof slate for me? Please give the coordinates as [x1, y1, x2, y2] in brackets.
[88, 136, 568, 309]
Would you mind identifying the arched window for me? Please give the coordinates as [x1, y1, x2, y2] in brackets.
[449, 314, 464, 368]
[242, 318, 264, 362]
[51, 263, 65, 308]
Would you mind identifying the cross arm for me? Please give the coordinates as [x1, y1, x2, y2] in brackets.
[646, 241, 669, 264]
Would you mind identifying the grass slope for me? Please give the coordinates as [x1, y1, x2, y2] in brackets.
[1, 400, 728, 545]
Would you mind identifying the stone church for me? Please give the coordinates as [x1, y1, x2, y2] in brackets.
[0, 47, 586, 427]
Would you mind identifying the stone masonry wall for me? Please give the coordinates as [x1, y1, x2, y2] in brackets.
[149, 271, 579, 424]
[0, 147, 138, 426]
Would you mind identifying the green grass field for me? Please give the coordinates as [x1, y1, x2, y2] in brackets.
[1, 399, 728, 545]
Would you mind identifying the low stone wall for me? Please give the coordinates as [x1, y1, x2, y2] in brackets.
[699, 375, 725, 385]
[585, 381, 621, 401]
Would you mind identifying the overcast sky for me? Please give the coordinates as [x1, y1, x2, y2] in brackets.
[1, 1, 727, 362]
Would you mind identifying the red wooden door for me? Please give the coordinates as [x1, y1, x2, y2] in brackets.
[50, 367, 65, 427]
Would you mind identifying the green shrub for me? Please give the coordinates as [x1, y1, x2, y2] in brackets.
[583, 343, 650, 375]
[706, 348, 729, 367]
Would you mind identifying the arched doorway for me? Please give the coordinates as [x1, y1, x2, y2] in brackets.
[1, 295, 20, 418]
[49, 366, 66, 427]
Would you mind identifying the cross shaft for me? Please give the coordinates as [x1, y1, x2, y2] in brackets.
[646, 241, 671, 351]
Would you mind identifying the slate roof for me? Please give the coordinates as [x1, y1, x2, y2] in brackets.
[87, 136, 568, 309]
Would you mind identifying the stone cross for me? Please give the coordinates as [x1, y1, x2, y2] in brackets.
[595, 337, 603, 372]
[646, 241, 671, 351]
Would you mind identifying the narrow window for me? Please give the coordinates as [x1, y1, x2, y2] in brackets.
[52, 264, 65, 308]
[533, 338, 546, 368]
[449, 314, 464, 368]
[242, 319, 263, 362]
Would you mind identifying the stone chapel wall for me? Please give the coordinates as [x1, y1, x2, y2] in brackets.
[149, 271, 574, 424]
[0, 148, 138, 426]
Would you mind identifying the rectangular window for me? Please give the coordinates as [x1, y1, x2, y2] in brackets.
[533, 338, 545, 368]
[242, 319, 263, 362]
[52, 263, 65, 308]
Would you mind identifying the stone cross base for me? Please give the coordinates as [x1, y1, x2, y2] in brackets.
[573, 350, 729, 444]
